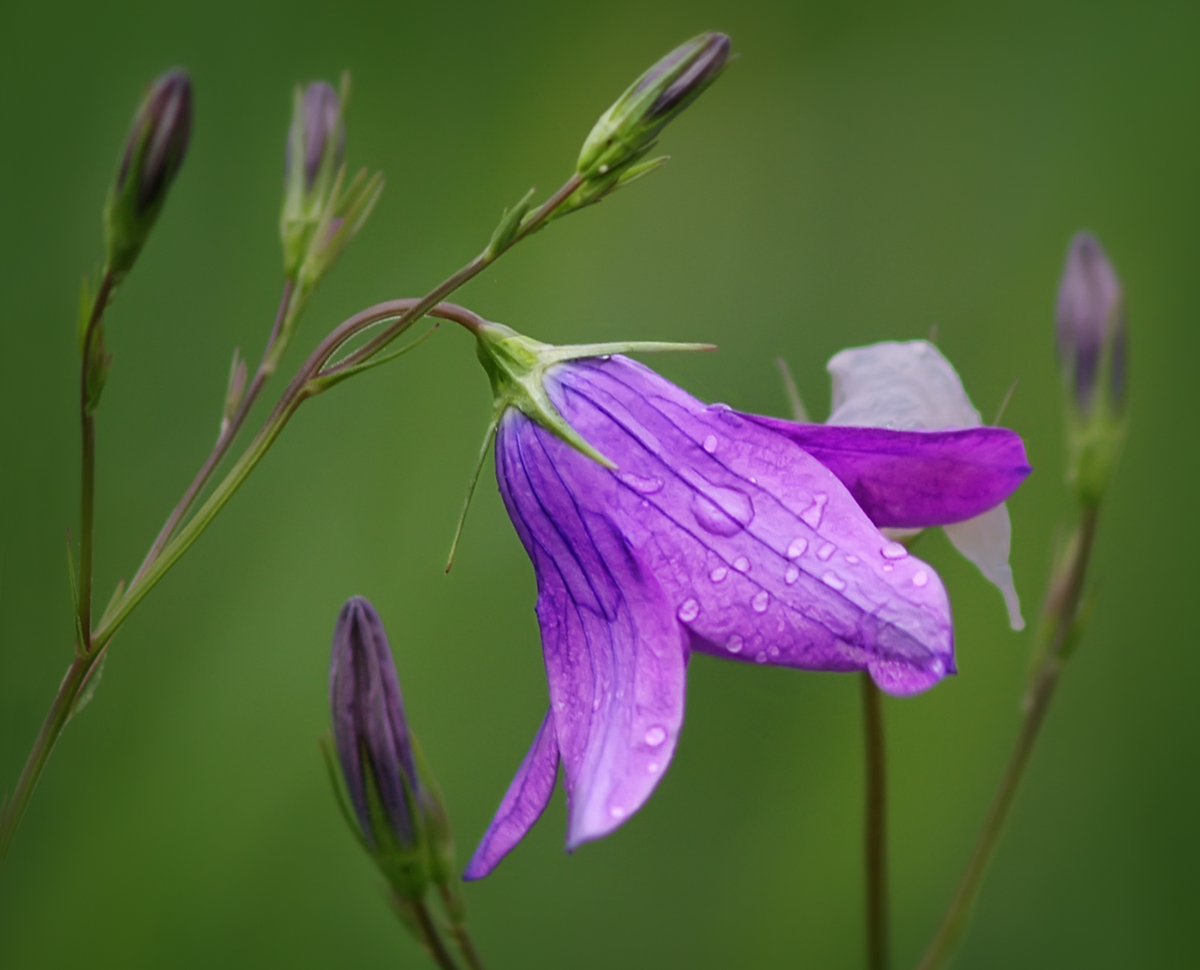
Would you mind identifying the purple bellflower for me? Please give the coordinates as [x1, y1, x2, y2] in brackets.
[460, 323, 1029, 879]
[794, 340, 1026, 630]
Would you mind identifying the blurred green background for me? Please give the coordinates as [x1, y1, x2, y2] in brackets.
[1, 0, 1196, 967]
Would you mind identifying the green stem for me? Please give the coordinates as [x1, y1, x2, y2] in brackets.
[861, 672, 890, 970]
[915, 505, 1100, 970]
[77, 270, 115, 650]
[411, 899, 463, 970]
[435, 883, 487, 970]
[132, 279, 295, 585]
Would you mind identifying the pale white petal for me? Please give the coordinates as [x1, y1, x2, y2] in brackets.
[827, 340, 982, 430]
[943, 504, 1025, 631]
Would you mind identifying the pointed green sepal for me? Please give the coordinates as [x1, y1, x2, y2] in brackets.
[473, 319, 716, 471]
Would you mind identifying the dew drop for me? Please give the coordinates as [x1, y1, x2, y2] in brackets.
[768, 645, 779, 658]
[817, 542, 835, 561]
[647, 762, 660, 774]
[644, 726, 667, 746]
[787, 537, 808, 559]
[610, 805, 626, 819]
[703, 434, 719, 454]
[726, 635, 743, 654]
[752, 591, 770, 613]
[593, 697, 600, 710]
[734, 556, 750, 572]
[846, 555, 860, 565]
[881, 542, 908, 560]
[690, 487, 754, 537]
[882, 564, 893, 572]
[822, 572, 847, 591]
[755, 652, 767, 664]
[677, 598, 700, 623]
[785, 564, 800, 585]
[710, 566, 728, 583]
[620, 472, 664, 494]
[801, 493, 828, 528]
[913, 569, 929, 587]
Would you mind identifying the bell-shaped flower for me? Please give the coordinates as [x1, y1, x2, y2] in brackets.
[802, 340, 1025, 630]
[459, 323, 1030, 879]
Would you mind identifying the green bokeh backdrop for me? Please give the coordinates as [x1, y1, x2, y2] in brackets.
[2, 1, 1196, 967]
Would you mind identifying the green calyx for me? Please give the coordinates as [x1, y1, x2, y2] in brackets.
[473, 321, 716, 469]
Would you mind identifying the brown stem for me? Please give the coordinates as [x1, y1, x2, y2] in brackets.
[412, 899, 463, 970]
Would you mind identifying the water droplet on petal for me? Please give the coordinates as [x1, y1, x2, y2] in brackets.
[710, 566, 728, 583]
[726, 635, 743, 654]
[690, 487, 754, 537]
[755, 652, 767, 663]
[734, 556, 750, 573]
[703, 434, 719, 453]
[619, 472, 664, 494]
[822, 572, 847, 591]
[677, 598, 700, 622]
[768, 645, 779, 658]
[593, 697, 600, 710]
[610, 805, 626, 819]
[913, 569, 929, 587]
[882, 542, 908, 560]
[752, 591, 770, 613]
[801, 493, 828, 528]
[817, 543, 835, 561]
[647, 762, 660, 774]
[645, 726, 667, 746]
[882, 564, 893, 572]
[785, 564, 800, 585]
[787, 538, 809, 559]
[846, 555, 860, 565]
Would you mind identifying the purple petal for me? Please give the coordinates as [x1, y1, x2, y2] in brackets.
[463, 709, 559, 880]
[742, 418, 1031, 529]
[497, 410, 688, 849]
[542, 356, 955, 695]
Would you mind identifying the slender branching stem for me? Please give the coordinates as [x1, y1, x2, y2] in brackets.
[133, 278, 295, 584]
[435, 882, 487, 970]
[0, 171, 580, 864]
[915, 505, 1100, 970]
[861, 672, 890, 970]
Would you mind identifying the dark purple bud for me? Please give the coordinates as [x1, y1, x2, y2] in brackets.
[1056, 232, 1125, 411]
[104, 69, 192, 274]
[287, 81, 344, 192]
[116, 69, 193, 215]
[329, 596, 419, 848]
[645, 33, 731, 122]
[577, 32, 731, 180]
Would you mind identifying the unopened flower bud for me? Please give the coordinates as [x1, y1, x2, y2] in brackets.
[576, 32, 730, 182]
[1056, 232, 1125, 414]
[281, 79, 347, 276]
[1055, 232, 1127, 506]
[104, 69, 193, 276]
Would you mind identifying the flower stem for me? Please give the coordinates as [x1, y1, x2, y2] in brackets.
[0, 174, 580, 864]
[132, 278, 295, 585]
[915, 504, 1100, 970]
[411, 898, 463, 970]
[861, 672, 890, 970]
[76, 270, 116, 650]
[436, 883, 487, 970]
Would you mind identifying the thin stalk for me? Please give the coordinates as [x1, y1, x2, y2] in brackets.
[861, 672, 890, 970]
[133, 279, 295, 583]
[436, 883, 487, 970]
[412, 899, 463, 970]
[1, 174, 577, 863]
[915, 505, 1100, 970]
[77, 271, 116, 650]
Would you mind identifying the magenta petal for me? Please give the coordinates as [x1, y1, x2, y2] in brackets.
[742, 418, 1031, 529]
[463, 709, 559, 880]
[497, 411, 688, 850]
